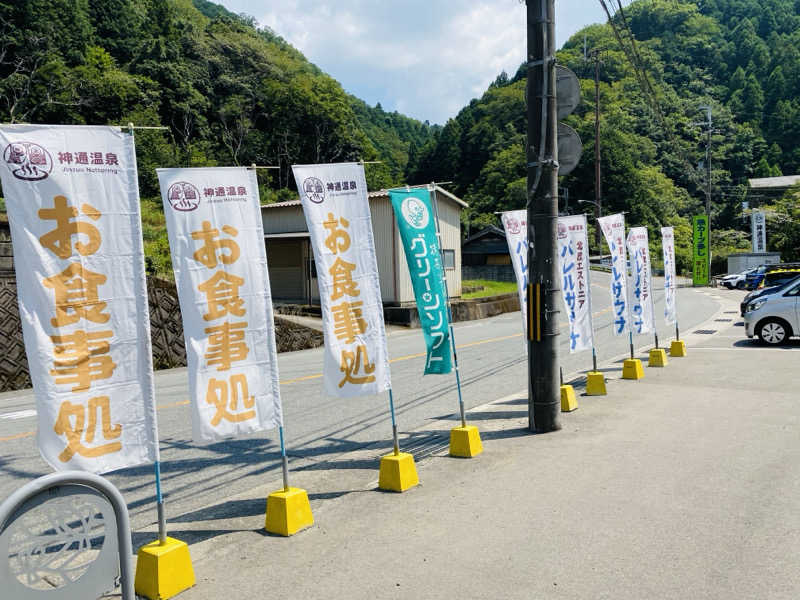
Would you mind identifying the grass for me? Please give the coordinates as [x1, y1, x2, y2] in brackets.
[462, 279, 518, 299]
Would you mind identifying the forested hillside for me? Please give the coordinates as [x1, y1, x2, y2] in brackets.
[0, 0, 433, 196]
[410, 0, 800, 271]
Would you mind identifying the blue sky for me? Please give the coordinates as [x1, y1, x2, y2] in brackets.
[215, 1, 622, 125]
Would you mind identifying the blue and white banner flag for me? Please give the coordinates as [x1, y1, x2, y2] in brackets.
[501, 210, 528, 338]
[557, 215, 594, 353]
[389, 188, 452, 374]
[598, 213, 630, 336]
[626, 226, 655, 335]
[661, 226, 677, 325]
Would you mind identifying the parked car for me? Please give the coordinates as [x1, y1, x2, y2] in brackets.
[745, 262, 800, 289]
[743, 276, 800, 345]
[719, 267, 757, 289]
[740, 274, 800, 316]
[757, 267, 800, 289]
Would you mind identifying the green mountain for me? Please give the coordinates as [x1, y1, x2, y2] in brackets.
[409, 0, 800, 271]
[0, 0, 434, 197]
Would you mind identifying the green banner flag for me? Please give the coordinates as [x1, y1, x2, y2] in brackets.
[389, 188, 453, 374]
[693, 214, 710, 286]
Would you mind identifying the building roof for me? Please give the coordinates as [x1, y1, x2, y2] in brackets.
[463, 225, 506, 245]
[748, 175, 800, 189]
[261, 184, 467, 209]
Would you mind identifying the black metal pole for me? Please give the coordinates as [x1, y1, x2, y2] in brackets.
[527, 0, 561, 433]
[593, 50, 602, 251]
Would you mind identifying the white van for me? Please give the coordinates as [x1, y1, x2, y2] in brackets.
[743, 277, 800, 345]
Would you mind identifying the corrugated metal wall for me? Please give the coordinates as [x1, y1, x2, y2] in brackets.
[369, 197, 397, 304]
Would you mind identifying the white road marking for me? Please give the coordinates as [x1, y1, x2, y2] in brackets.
[0, 409, 37, 420]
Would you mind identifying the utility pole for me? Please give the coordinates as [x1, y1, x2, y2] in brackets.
[589, 48, 603, 250]
[697, 105, 712, 216]
[526, 0, 560, 433]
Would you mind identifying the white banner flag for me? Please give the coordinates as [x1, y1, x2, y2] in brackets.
[291, 163, 390, 397]
[598, 214, 630, 336]
[157, 168, 282, 442]
[661, 226, 677, 325]
[501, 210, 528, 337]
[626, 226, 655, 335]
[0, 125, 158, 473]
[751, 211, 766, 253]
[557, 215, 594, 353]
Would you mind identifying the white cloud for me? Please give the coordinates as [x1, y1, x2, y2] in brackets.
[217, 1, 612, 124]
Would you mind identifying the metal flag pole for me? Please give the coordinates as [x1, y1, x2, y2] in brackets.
[279, 426, 290, 492]
[128, 122, 167, 546]
[388, 388, 400, 455]
[430, 182, 467, 428]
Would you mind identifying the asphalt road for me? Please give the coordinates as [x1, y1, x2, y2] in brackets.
[0, 272, 720, 531]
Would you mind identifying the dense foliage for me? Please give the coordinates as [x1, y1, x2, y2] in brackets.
[409, 0, 800, 272]
[0, 0, 435, 275]
[2, 0, 799, 276]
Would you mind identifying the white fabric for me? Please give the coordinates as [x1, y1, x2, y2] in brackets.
[626, 226, 656, 335]
[556, 215, 594, 353]
[0, 125, 158, 473]
[661, 227, 677, 325]
[291, 163, 390, 397]
[157, 168, 282, 442]
[500, 210, 528, 338]
[597, 214, 631, 336]
[751, 211, 766, 253]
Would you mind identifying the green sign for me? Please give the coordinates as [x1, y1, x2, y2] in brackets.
[389, 188, 452, 374]
[692, 214, 710, 286]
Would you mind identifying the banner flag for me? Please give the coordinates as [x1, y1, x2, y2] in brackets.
[557, 215, 594, 353]
[291, 163, 391, 397]
[661, 226, 677, 325]
[692, 215, 710, 285]
[0, 125, 158, 473]
[501, 210, 529, 337]
[626, 226, 655, 335]
[598, 213, 630, 336]
[388, 188, 452, 374]
[157, 167, 282, 442]
[751, 211, 766, 253]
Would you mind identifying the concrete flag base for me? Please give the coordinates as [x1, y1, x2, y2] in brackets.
[622, 358, 644, 380]
[585, 371, 607, 395]
[670, 340, 687, 357]
[265, 487, 314, 536]
[560, 385, 578, 412]
[135, 537, 195, 600]
[378, 452, 419, 492]
[648, 348, 668, 367]
[449, 425, 483, 457]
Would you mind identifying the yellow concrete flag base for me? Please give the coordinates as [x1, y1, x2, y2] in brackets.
[585, 371, 607, 395]
[264, 486, 314, 536]
[449, 425, 483, 457]
[622, 358, 644, 380]
[378, 452, 419, 492]
[135, 537, 195, 600]
[648, 348, 668, 367]
[670, 340, 687, 357]
[560, 385, 578, 412]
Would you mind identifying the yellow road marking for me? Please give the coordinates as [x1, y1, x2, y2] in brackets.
[0, 430, 34, 442]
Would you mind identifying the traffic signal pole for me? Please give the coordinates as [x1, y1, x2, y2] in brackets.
[526, 0, 561, 433]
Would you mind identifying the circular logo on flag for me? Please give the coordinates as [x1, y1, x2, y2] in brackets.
[303, 177, 325, 204]
[557, 222, 567, 239]
[3, 142, 53, 181]
[401, 197, 429, 229]
[505, 217, 521, 235]
[167, 182, 201, 211]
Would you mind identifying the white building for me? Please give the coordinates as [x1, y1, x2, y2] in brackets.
[261, 185, 466, 306]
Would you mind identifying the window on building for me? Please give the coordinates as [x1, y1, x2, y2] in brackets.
[442, 249, 455, 270]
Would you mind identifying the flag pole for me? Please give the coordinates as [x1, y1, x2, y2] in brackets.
[128, 123, 168, 547]
[430, 182, 466, 428]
